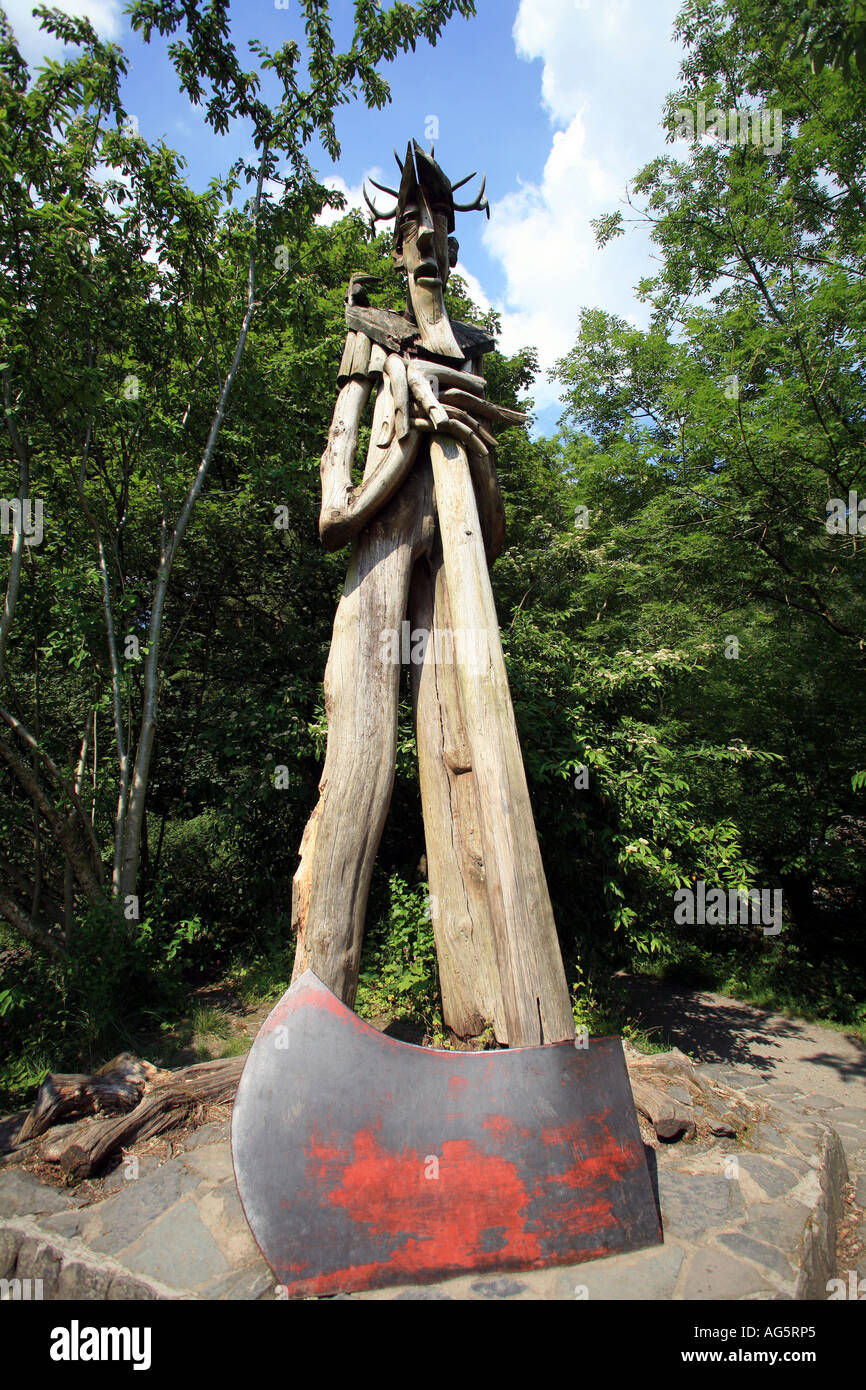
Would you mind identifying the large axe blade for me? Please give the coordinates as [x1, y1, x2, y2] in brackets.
[231, 971, 662, 1297]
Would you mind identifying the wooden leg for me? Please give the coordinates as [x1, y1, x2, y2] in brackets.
[409, 548, 507, 1043]
[429, 437, 575, 1046]
[291, 465, 433, 1009]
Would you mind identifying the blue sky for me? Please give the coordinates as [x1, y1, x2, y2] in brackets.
[7, 0, 686, 428]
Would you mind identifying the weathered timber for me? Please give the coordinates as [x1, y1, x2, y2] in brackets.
[345, 304, 495, 361]
[16, 1053, 163, 1143]
[624, 1046, 751, 1139]
[56, 1055, 245, 1178]
[439, 388, 527, 426]
[350, 331, 372, 378]
[319, 378, 372, 523]
[411, 415, 489, 457]
[383, 353, 411, 439]
[318, 374, 425, 553]
[337, 331, 357, 384]
[407, 361, 449, 427]
[465, 446, 506, 563]
[292, 460, 435, 1006]
[294, 142, 573, 1043]
[369, 342, 387, 377]
[410, 551, 507, 1041]
[630, 1077, 697, 1141]
[428, 435, 575, 1046]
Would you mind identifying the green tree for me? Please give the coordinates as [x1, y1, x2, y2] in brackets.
[553, 0, 866, 955]
[0, 0, 476, 954]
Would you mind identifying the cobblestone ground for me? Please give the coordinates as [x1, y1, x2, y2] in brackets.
[1, 1046, 863, 1301]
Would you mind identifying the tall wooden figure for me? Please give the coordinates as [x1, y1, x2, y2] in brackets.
[291, 141, 575, 1048]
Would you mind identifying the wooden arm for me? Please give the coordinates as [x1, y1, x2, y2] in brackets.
[320, 427, 423, 551]
[319, 345, 423, 551]
[318, 340, 504, 559]
[319, 375, 371, 518]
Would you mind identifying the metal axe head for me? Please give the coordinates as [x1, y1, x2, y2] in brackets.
[231, 970, 662, 1297]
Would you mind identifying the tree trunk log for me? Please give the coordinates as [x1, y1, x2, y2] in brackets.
[16, 1053, 165, 1143]
[55, 1056, 245, 1178]
[428, 436, 574, 1046]
[410, 549, 507, 1042]
[629, 1078, 697, 1141]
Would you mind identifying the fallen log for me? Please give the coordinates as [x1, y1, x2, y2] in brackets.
[16, 1053, 166, 1144]
[56, 1055, 245, 1178]
[0, 1137, 39, 1169]
[39, 1118, 104, 1165]
[629, 1078, 697, 1141]
[624, 1045, 753, 1140]
[625, 1046, 700, 1083]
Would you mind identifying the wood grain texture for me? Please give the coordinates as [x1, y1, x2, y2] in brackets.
[350, 331, 372, 378]
[291, 460, 435, 1007]
[345, 305, 495, 360]
[337, 331, 358, 384]
[410, 549, 507, 1042]
[319, 371, 423, 552]
[428, 435, 574, 1046]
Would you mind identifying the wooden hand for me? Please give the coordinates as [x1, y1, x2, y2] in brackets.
[404, 360, 508, 564]
[406, 360, 527, 460]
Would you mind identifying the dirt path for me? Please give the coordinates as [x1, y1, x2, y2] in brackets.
[622, 974, 866, 1104]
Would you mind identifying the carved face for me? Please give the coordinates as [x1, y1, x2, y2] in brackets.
[394, 191, 457, 334]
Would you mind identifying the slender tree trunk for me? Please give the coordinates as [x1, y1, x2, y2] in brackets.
[0, 373, 29, 687]
[117, 146, 269, 905]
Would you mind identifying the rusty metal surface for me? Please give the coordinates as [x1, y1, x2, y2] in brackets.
[231, 970, 662, 1296]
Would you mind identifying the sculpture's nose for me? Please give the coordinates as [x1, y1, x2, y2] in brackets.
[416, 196, 435, 253]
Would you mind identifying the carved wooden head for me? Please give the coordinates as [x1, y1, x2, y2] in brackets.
[362, 141, 489, 357]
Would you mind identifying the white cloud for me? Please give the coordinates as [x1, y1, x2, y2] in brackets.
[315, 175, 367, 227]
[483, 0, 683, 410]
[453, 263, 491, 316]
[3, 0, 122, 61]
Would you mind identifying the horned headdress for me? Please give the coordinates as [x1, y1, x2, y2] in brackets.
[363, 139, 490, 242]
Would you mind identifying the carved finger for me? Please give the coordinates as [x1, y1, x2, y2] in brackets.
[411, 413, 488, 458]
[441, 405, 497, 457]
[383, 353, 411, 440]
[407, 361, 449, 429]
[409, 361, 487, 396]
[442, 403, 487, 436]
[439, 388, 526, 426]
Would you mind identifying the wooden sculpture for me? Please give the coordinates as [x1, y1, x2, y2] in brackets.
[291, 141, 574, 1048]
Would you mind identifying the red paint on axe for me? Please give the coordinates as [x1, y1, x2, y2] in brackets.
[232, 971, 662, 1296]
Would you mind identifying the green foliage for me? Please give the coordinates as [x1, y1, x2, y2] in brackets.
[769, 0, 866, 81]
[549, 0, 866, 988]
[0, 900, 204, 1103]
[1, 0, 863, 1092]
[356, 874, 443, 1039]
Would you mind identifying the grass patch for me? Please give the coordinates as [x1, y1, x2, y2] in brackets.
[191, 1005, 232, 1040]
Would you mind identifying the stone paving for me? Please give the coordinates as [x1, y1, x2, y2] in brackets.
[1, 1062, 864, 1300]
